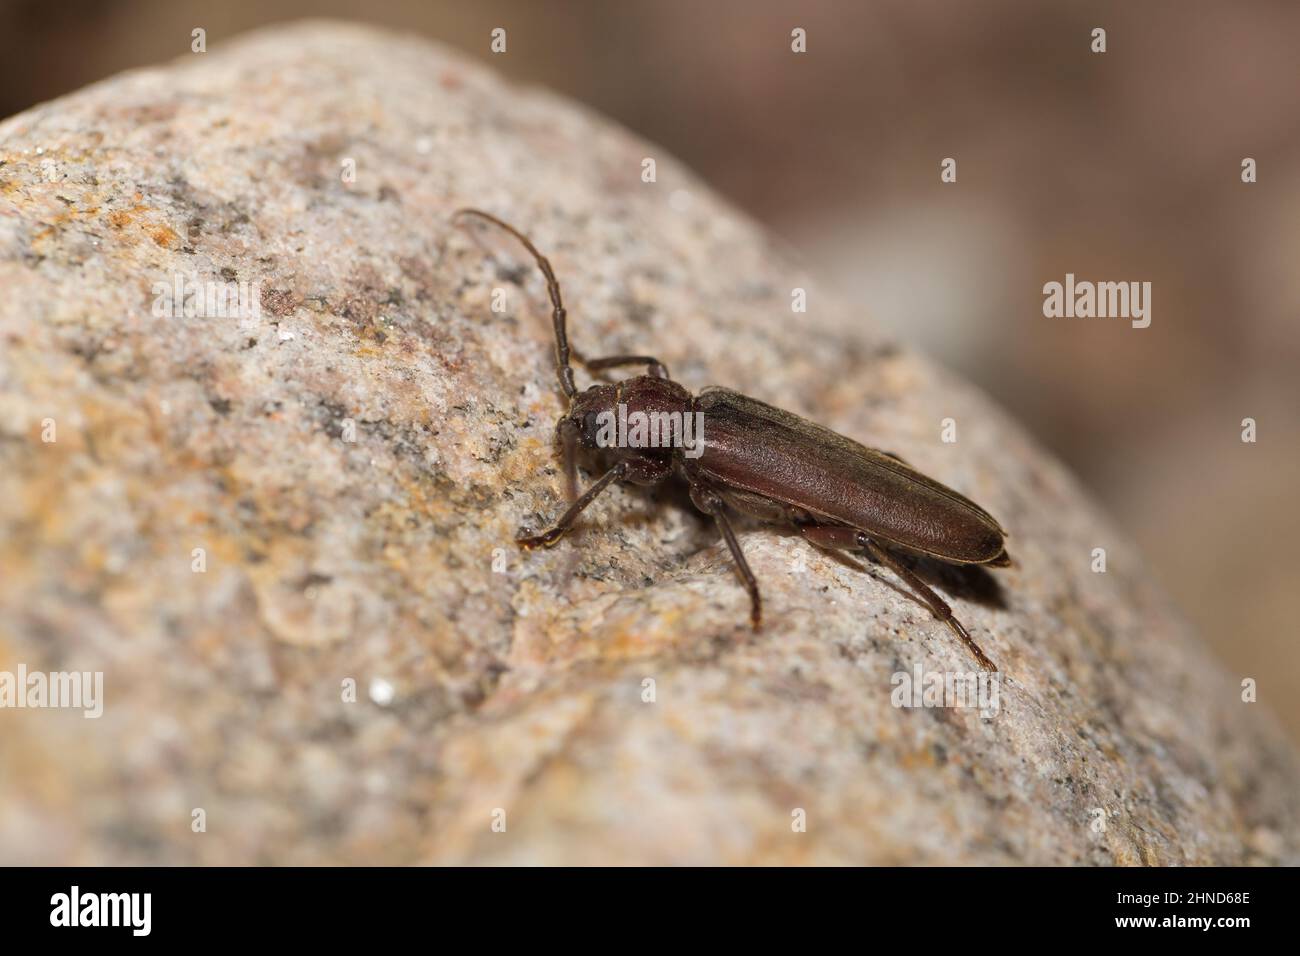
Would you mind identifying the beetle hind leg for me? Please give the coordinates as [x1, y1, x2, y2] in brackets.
[860, 538, 998, 672]
[800, 525, 998, 672]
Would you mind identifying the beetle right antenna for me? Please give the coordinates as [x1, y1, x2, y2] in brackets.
[453, 208, 578, 400]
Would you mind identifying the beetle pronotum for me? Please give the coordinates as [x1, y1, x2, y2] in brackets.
[455, 209, 1011, 671]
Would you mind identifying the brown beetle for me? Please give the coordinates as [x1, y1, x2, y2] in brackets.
[455, 209, 1011, 671]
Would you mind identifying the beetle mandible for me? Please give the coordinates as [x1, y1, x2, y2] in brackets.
[454, 209, 1011, 671]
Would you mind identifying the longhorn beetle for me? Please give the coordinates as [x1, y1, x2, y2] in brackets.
[455, 209, 1011, 671]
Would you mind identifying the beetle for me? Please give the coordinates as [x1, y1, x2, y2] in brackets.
[454, 208, 1011, 671]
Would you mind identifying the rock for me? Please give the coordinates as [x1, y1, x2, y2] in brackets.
[0, 20, 1296, 866]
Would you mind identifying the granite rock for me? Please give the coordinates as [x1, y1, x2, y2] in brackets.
[0, 21, 1296, 865]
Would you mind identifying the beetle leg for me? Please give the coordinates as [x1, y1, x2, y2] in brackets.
[858, 536, 998, 673]
[691, 486, 762, 629]
[800, 524, 997, 671]
[558, 417, 580, 504]
[799, 524, 861, 550]
[519, 460, 628, 550]
[583, 355, 669, 379]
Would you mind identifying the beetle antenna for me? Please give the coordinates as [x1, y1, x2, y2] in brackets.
[453, 208, 578, 399]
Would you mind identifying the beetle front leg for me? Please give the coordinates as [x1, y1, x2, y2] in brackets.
[582, 354, 669, 379]
[558, 417, 580, 504]
[800, 525, 998, 672]
[691, 485, 762, 629]
[519, 460, 628, 550]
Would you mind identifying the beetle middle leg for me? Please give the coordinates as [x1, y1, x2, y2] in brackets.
[800, 525, 997, 671]
[691, 485, 762, 629]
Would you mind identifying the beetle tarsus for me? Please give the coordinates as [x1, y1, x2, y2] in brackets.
[517, 529, 564, 550]
[946, 616, 998, 673]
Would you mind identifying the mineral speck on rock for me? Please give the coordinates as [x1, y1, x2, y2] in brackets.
[0, 21, 1297, 865]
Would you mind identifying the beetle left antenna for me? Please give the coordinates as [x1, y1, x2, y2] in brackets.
[453, 208, 578, 399]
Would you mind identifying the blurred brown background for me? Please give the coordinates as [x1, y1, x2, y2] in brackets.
[3, 0, 1297, 739]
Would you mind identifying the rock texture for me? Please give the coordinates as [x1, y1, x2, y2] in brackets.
[1, 21, 1297, 865]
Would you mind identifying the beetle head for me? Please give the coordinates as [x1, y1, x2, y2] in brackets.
[563, 383, 620, 449]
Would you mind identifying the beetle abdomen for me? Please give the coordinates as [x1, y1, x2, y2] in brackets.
[688, 387, 1006, 565]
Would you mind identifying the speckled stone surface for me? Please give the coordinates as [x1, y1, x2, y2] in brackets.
[1, 21, 1296, 865]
